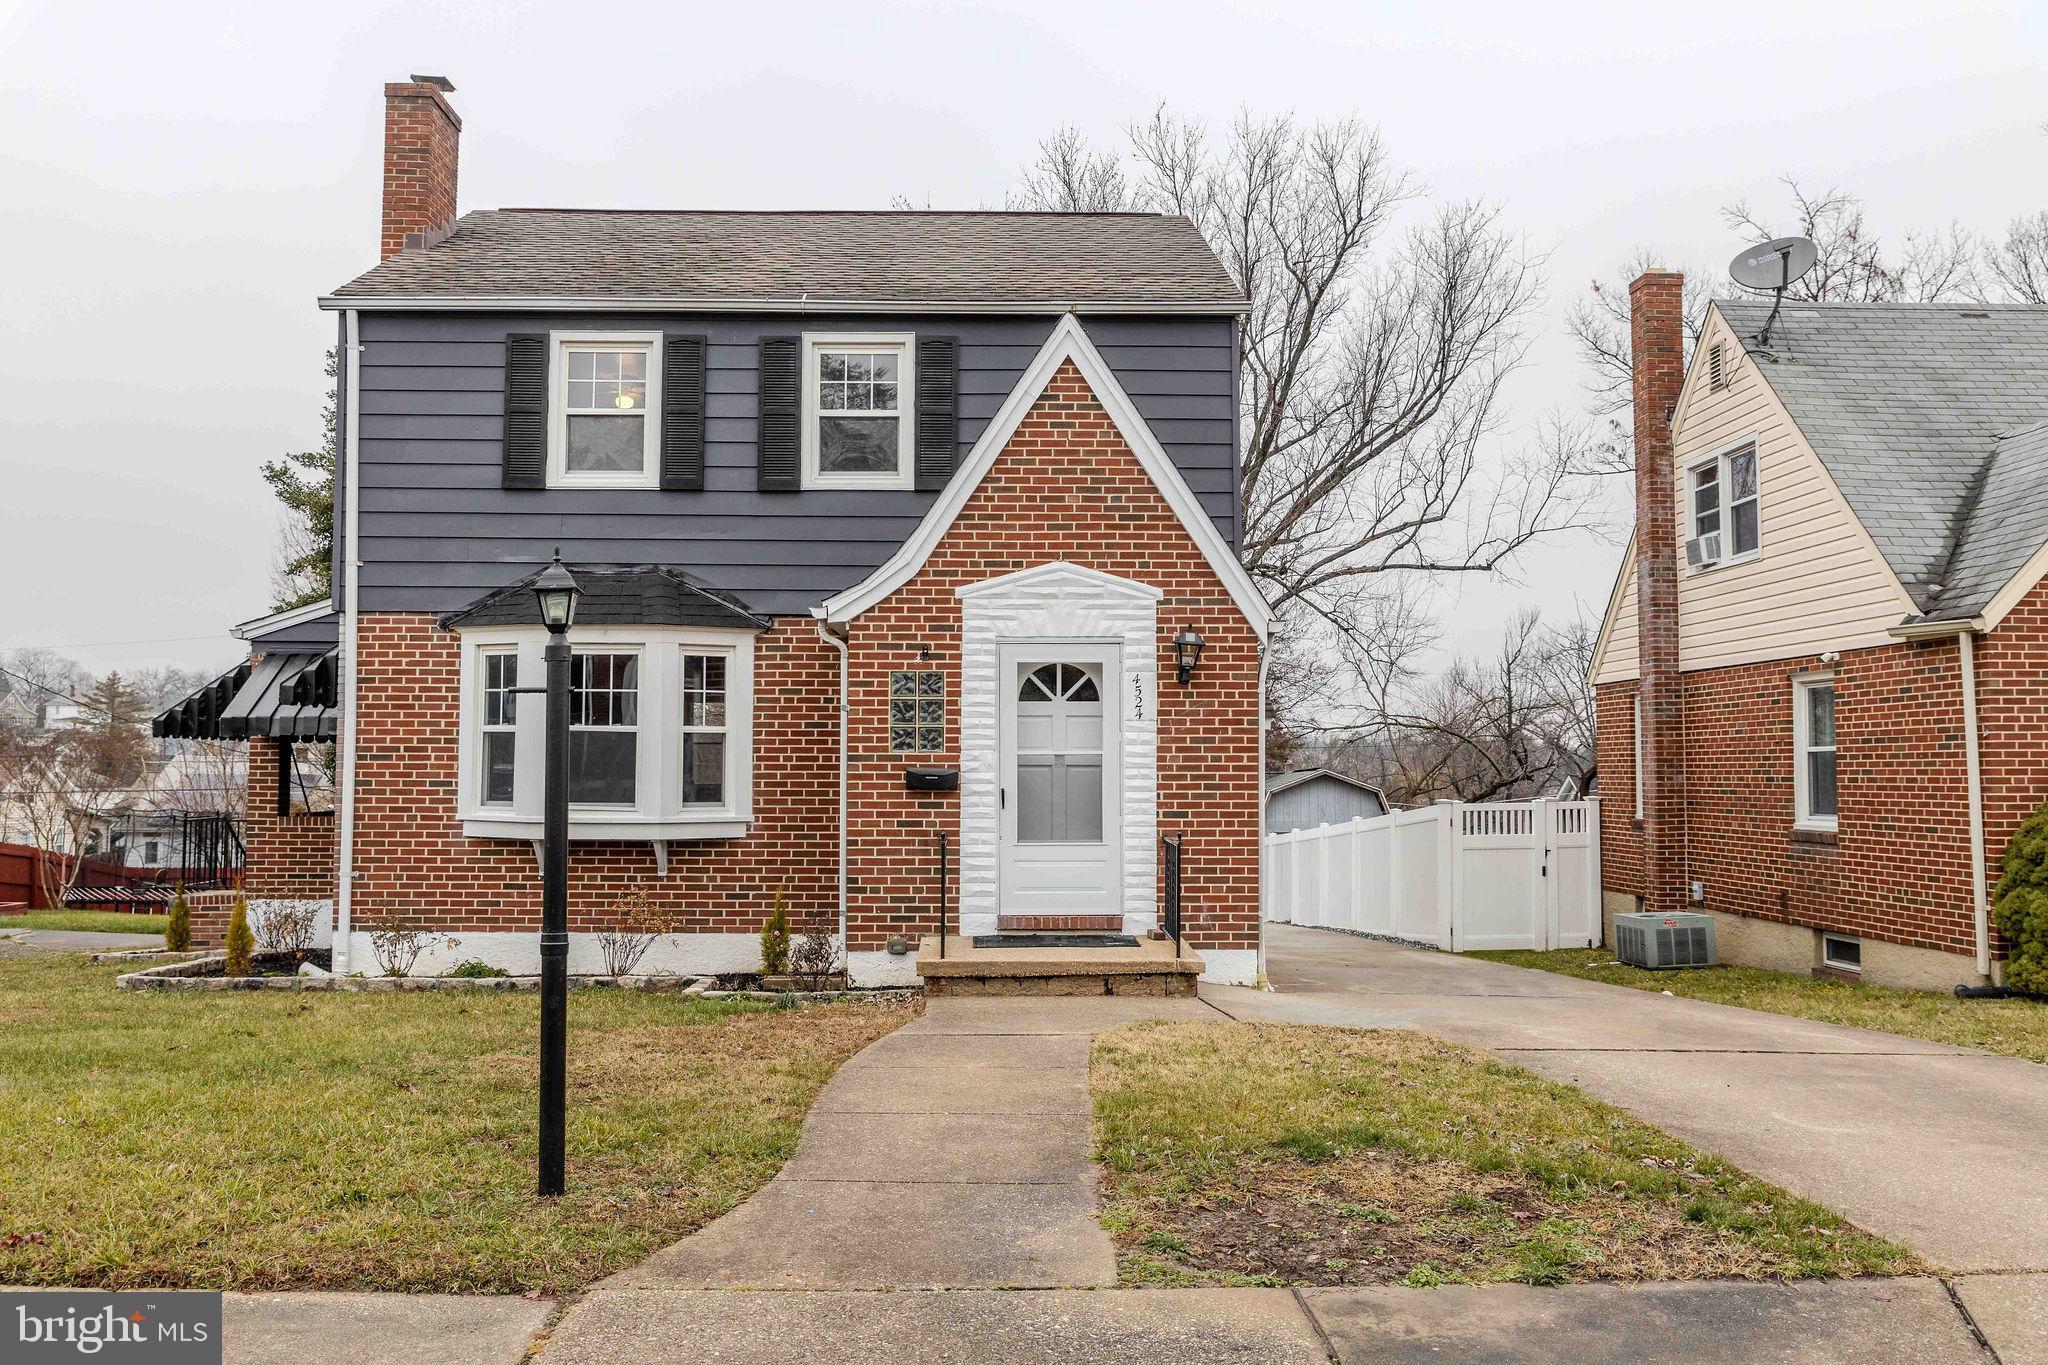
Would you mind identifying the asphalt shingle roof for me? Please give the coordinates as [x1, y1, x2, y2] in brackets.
[1713, 298, 2048, 618]
[437, 565, 770, 633]
[330, 210, 1246, 308]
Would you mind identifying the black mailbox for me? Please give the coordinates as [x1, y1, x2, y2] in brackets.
[904, 767, 959, 792]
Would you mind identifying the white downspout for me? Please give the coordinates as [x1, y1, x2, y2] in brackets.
[1257, 639, 1270, 987]
[814, 615, 849, 953]
[1961, 630, 1991, 980]
[333, 309, 362, 973]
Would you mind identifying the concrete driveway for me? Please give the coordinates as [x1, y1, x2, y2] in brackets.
[0, 927, 163, 958]
[1214, 923, 2048, 1276]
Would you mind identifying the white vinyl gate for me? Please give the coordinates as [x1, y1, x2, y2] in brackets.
[1264, 799, 1600, 952]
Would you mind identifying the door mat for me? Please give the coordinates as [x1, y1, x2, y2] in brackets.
[970, 933, 1140, 948]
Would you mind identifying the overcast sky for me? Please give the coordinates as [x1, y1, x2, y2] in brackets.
[1, 0, 2042, 681]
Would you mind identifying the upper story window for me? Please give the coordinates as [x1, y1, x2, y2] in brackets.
[456, 627, 756, 842]
[552, 335, 660, 488]
[804, 334, 913, 489]
[1685, 442, 1759, 570]
[1794, 674, 1838, 832]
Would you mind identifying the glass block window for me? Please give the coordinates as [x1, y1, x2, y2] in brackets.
[889, 670, 944, 752]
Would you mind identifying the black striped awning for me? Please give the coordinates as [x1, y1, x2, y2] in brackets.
[153, 650, 337, 741]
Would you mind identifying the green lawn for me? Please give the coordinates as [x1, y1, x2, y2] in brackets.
[1472, 948, 2048, 1064]
[0, 954, 910, 1293]
[1093, 1021, 1914, 1289]
[1, 910, 169, 935]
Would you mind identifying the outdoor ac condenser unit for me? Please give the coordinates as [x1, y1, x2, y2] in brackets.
[1612, 911, 1718, 969]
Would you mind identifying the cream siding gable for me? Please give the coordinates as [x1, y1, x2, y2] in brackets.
[1589, 534, 1640, 685]
[1668, 306, 1918, 672]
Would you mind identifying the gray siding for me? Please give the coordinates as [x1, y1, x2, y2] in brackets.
[1266, 777, 1387, 834]
[352, 312, 1239, 617]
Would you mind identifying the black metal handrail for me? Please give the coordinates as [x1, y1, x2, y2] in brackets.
[1162, 833, 1184, 958]
[936, 831, 951, 959]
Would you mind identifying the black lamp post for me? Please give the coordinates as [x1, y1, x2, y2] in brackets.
[532, 555, 580, 1197]
[1173, 625, 1206, 686]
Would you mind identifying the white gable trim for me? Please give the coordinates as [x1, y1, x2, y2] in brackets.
[232, 598, 334, 641]
[1586, 532, 1637, 686]
[956, 560, 1162, 604]
[1983, 537, 2048, 632]
[815, 314, 1270, 639]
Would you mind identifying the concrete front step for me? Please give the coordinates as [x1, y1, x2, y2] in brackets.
[916, 934, 1203, 997]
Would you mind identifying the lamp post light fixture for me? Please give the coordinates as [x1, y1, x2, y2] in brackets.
[532, 553, 580, 1197]
[1172, 625, 1206, 686]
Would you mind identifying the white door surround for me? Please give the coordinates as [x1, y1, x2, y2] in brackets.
[956, 562, 1161, 939]
[1000, 651, 1120, 917]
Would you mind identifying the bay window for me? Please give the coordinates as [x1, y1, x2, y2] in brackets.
[456, 627, 755, 841]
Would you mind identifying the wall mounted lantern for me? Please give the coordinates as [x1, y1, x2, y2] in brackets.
[1173, 625, 1206, 686]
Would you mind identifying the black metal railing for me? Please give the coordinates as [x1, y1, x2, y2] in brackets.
[1162, 833, 1184, 958]
[177, 812, 245, 891]
[935, 831, 951, 959]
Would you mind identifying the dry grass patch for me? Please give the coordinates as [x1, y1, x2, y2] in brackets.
[0, 954, 910, 1294]
[1093, 1021, 1914, 1289]
[1474, 948, 2048, 1064]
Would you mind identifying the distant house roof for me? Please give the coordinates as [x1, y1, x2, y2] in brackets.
[1713, 299, 2048, 621]
[436, 564, 771, 633]
[1264, 768, 1387, 803]
[325, 210, 1248, 313]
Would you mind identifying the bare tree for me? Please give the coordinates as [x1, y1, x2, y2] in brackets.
[1012, 111, 1603, 733]
[1983, 211, 2048, 304]
[1721, 177, 1979, 303]
[1563, 249, 1714, 476]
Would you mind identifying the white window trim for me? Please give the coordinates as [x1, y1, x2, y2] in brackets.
[478, 647, 520, 808]
[1793, 671, 1838, 833]
[547, 332, 662, 490]
[801, 332, 915, 490]
[1821, 933, 1862, 972]
[1633, 692, 1645, 819]
[1683, 437, 1762, 572]
[455, 624, 756, 842]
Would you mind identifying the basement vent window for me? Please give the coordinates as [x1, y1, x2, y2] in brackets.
[1822, 934, 1862, 972]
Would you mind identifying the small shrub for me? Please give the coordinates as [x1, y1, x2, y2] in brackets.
[596, 886, 675, 977]
[759, 887, 791, 975]
[255, 900, 318, 958]
[789, 927, 841, 990]
[223, 895, 254, 978]
[1995, 801, 2048, 996]
[164, 890, 191, 952]
[447, 959, 509, 979]
[366, 911, 439, 978]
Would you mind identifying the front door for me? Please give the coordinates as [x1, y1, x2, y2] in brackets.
[998, 648, 1121, 919]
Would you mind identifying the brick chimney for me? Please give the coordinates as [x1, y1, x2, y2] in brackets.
[380, 75, 461, 261]
[1630, 270, 1687, 913]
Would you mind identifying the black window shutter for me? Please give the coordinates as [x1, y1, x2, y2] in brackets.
[501, 333, 548, 490]
[757, 336, 801, 491]
[661, 333, 707, 491]
[914, 335, 959, 493]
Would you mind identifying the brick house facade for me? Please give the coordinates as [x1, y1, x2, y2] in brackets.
[1592, 275, 2048, 988]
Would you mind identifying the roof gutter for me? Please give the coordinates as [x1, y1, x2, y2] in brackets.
[316, 294, 1251, 316]
[1889, 616, 1994, 980]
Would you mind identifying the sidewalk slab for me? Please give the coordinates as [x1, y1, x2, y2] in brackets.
[223, 1291, 552, 1365]
[917, 996, 1217, 1034]
[840, 1031, 1093, 1070]
[601, 1178, 1114, 1289]
[812, 1062, 1088, 1115]
[782, 1109, 1094, 1185]
[1952, 1272, 2048, 1364]
[541, 1288, 1328, 1364]
[1300, 1278, 1984, 1364]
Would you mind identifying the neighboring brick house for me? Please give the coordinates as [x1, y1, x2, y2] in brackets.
[157, 77, 1268, 987]
[1590, 271, 2048, 989]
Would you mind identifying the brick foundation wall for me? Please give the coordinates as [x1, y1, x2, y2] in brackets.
[244, 739, 337, 900]
[349, 614, 839, 938]
[1595, 578, 2048, 960]
[840, 360, 1261, 957]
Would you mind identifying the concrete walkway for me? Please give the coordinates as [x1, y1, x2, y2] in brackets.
[0, 927, 162, 958]
[598, 995, 1214, 1292]
[1219, 924, 2048, 1276]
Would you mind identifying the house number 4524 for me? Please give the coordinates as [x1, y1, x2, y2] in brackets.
[1131, 672, 1145, 721]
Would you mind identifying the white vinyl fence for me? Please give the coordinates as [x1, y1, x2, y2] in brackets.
[1264, 799, 1600, 952]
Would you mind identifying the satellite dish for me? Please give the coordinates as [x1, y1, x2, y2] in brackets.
[1729, 236, 1818, 292]
[1728, 236, 1818, 349]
